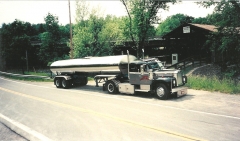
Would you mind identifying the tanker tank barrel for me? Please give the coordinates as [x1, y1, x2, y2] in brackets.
[50, 55, 137, 75]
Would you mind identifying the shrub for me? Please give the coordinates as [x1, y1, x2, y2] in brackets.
[186, 75, 240, 94]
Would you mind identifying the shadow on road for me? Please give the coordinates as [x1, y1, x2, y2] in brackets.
[67, 83, 194, 101]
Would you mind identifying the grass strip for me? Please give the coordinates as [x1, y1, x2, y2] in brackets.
[0, 74, 53, 82]
[186, 75, 240, 94]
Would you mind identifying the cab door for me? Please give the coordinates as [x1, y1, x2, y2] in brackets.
[129, 64, 152, 85]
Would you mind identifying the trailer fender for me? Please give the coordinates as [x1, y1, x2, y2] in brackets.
[54, 76, 72, 85]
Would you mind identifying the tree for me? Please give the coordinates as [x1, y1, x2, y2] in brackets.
[1, 20, 32, 68]
[73, 1, 122, 58]
[156, 13, 194, 36]
[38, 13, 69, 65]
[99, 15, 126, 55]
[120, 0, 176, 59]
[199, 0, 240, 75]
[192, 16, 212, 24]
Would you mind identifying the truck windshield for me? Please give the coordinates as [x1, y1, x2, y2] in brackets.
[148, 62, 164, 70]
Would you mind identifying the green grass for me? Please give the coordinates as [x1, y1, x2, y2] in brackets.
[0, 72, 94, 82]
[0, 74, 53, 82]
[4, 70, 51, 77]
[186, 75, 240, 94]
[88, 77, 94, 81]
[25, 72, 50, 77]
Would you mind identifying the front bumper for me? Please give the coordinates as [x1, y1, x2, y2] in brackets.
[171, 87, 188, 97]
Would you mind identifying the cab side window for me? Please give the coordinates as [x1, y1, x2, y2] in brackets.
[129, 64, 140, 72]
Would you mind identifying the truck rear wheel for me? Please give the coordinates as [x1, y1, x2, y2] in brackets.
[55, 78, 62, 88]
[62, 78, 70, 89]
[155, 84, 169, 100]
[106, 80, 117, 94]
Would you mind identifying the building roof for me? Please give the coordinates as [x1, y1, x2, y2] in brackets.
[189, 23, 218, 32]
[162, 23, 218, 38]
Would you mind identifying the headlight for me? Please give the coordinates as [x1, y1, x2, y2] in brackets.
[172, 80, 176, 86]
[182, 76, 187, 84]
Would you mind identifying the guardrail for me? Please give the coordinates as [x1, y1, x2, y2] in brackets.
[166, 55, 210, 70]
[0, 71, 51, 79]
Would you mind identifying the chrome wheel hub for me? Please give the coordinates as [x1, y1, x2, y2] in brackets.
[108, 83, 114, 92]
[156, 87, 164, 97]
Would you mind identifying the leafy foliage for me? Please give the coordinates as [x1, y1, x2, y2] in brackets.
[186, 75, 240, 94]
[156, 13, 194, 36]
[1, 13, 71, 68]
[38, 13, 70, 65]
[192, 16, 213, 24]
[1, 20, 33, 67]
[199, 0, 240, 75]
[120, 0, 176, 59]
[73, 1, 123, 58]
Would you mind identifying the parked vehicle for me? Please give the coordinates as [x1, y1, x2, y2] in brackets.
[50, 54, 187, 100]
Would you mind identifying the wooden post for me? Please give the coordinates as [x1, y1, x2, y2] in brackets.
[200, 57, 202, 66]
[26, 50, 29, 72]
[183, 61, 186, 70]
[192, 58, 194, 67]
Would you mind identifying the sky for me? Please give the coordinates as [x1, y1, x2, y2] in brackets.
[0, 1, 215, 27]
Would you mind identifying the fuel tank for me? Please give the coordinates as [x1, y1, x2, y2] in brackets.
[50, 55, 137, 75]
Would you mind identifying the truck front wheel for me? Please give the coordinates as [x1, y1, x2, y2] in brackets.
[55, 78, 62, 88]
[106, 80, 117, 94]
[155, 84, 169, 100]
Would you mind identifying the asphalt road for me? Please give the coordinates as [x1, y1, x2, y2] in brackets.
[0, 77, 240, 141]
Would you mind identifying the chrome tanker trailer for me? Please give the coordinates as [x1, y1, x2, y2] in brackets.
[50, 55, 136, 88]
[50, 55, 187, 100]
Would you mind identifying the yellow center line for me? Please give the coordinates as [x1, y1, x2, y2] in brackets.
[0, 87, 206, 141]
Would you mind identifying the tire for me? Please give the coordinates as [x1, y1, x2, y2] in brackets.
[61, 78, 70, 89]
[106, 80, 117, 94]
[55, 78, 62, 88]
[155, 84, 169, 100]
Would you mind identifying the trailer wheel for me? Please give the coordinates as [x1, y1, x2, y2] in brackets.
[155, 84, 169, 100]
[55, 78, 62, 88]
[61, 78, 70, 89]
[106, 80, 117, 94]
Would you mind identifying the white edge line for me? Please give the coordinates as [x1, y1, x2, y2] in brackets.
[0, 113, 52, 141]
[1, 76, 240, 120]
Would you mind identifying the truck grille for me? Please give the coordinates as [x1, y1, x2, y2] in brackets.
[177, 72, 183, 86]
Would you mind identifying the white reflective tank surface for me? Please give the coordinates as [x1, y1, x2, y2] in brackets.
[50, 55, 137, 75]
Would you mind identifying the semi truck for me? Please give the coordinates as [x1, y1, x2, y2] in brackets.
[50, 54, 187, 100]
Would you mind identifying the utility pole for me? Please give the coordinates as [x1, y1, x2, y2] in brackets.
[26, 50, 29, 72]
[68, 0, 73, 59]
